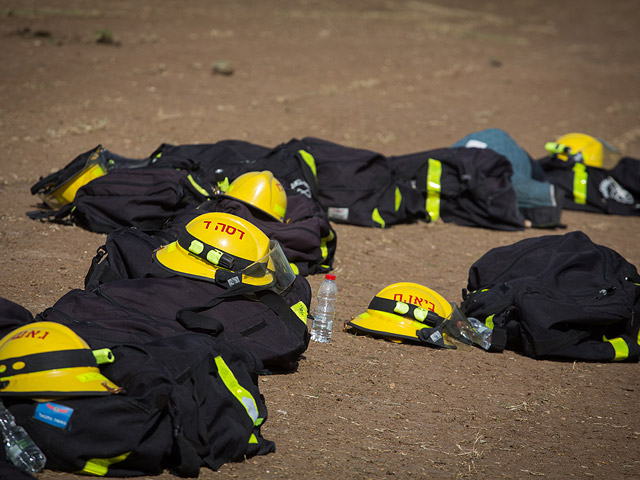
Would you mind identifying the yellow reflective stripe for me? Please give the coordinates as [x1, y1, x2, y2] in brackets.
[320, 239, 328, 261]
[218, 176, 230, 193]
[291, 300, 308, 325]
[485, 314, 495, 330]
[572, 162, 587, 205]
[79, 453, 131, 476]
[320, 230, 335, 261]
[603, 336, 629, 361]
[289, 262, 300, 275]
[186, 174, 211, 197]
[298, 149, 317, 179]
[214, 356, 262, 426]
[76, 372, 107, 383]
[394, 187, 402, 212]
[426, 158, 442, 221]
[249, 433, 258, 444]
[372, 208, 385, 228]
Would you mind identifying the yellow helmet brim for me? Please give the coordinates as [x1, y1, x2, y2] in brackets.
[347, 311, 426, 343]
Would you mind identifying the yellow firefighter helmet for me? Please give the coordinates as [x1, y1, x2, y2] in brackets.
[224, 171, 287, 222]
[153, 212, 295, 292]
[0, 322, 121, 398]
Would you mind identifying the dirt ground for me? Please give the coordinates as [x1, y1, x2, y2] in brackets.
[1, 0, 640, 478]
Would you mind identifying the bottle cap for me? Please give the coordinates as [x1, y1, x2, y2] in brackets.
[325, 274, 336, 280]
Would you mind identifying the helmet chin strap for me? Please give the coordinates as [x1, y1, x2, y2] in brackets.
[214, 269, 243, 289]
[416, 326, 456, 349]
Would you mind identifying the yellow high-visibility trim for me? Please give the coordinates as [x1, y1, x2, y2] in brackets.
[320, 230, 335, 261]
[76, 372, 107, 383]
[187, 174, 211, 197]
[290, 263, 300, 275]
[485, 314, 495, 330]
[79, 452, 131, 476]
[214, 356, 262, 426]
[426, 158, 442, 221]
[394, 187, 402, 212]
[320, 241, 328, 261]
[291, 301, 308, 325]
[298, 150, 317, 179]
[217, 176, 230, 193]
[572, 162, 588, 205]
[372, 208, 385, 228]
[603, 335, 629, 362]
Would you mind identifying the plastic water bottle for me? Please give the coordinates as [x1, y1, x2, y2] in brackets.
[310, 274, 338, 343]
[0, 400, 46, 474]
[467, 317, 492, 350]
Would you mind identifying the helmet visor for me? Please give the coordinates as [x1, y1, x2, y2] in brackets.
[238, 240, 296, 293]
[441, 303, 492, 350]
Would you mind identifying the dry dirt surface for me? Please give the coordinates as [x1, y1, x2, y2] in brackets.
[2, 1, 640, 479]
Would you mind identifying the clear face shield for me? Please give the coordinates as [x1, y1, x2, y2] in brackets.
[418, 303, 492, 350]
[441, 304, 492, 350]
[235, 240, 296, 294]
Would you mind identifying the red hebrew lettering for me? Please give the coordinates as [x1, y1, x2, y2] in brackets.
[206, 223, 246, 239]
